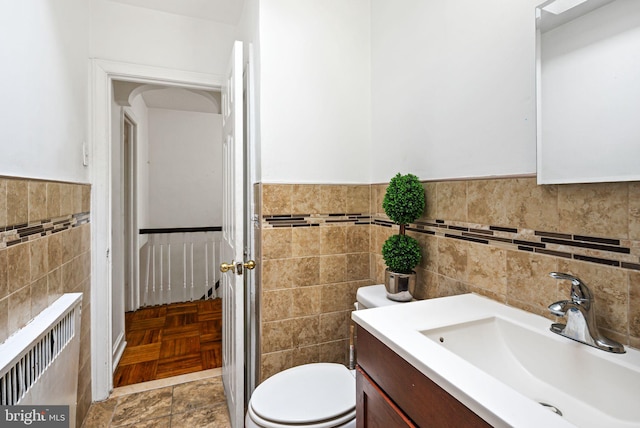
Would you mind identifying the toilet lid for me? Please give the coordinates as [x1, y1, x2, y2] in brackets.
[250, 363, 355, 425]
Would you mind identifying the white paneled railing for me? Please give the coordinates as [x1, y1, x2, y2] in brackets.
[139, 228, 222, 307]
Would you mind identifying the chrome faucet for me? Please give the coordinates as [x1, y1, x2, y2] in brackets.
[548, 272, 625, 354]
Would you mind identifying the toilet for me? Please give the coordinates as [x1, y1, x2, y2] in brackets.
[245, 284, 407, 428]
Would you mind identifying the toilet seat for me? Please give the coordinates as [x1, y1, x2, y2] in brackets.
[248, 363, 356, 428]
[247, 406, 355, 428]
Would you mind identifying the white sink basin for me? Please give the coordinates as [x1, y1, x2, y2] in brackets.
[352, 293, 640, 428]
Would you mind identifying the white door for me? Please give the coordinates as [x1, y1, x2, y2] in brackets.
[221, 40, 245, 428]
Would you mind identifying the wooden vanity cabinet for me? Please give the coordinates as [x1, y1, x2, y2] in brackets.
[356, 328, 492, 428]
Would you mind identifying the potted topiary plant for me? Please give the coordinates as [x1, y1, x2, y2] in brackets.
[381, 173, 425, 301]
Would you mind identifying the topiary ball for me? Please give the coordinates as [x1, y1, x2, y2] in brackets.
[382, 234, 421, 274]
[383, 173, 425, 225]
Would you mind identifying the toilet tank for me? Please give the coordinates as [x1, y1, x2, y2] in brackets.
[356, 284, 413, 310]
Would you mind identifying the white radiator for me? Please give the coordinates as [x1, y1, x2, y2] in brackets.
[0, 293, 82, 428]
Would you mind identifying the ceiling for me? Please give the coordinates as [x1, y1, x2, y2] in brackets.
[108, 0, 245, 25]
[112, 81, 221, 113]
[141, 87, 220, 114]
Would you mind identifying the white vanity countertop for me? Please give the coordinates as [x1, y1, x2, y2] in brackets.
[352, 293, 582, 428]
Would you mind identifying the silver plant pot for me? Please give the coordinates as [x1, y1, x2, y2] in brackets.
[384, 269, 416, 302]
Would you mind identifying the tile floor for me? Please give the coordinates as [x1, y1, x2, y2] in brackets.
[82, 369, 231, 427]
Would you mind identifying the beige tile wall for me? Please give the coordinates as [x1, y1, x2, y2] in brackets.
[259, 184, 374, 381]
[372, 177, 640, 350]
[0, 177, 92, 427]
[259, 178, 640, 382]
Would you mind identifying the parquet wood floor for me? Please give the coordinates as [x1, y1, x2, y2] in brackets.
[113, 299, 223, 387]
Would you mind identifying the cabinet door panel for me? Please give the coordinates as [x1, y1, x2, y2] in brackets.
[356, 368, 415, 428]
[357, 327, 492, 428]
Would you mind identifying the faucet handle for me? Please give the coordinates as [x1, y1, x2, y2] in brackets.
[549, 272, 593, 305]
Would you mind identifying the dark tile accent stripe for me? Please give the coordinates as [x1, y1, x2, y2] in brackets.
[513, 239, 546, 249]
[141, 226, 223, 234]
[573, 235, 620, 246]
[266, 217, 306, 222]
[518, 246, 534, 252]
[535, 231, 572, 240]
[463, 233, 512, 244]
[445, 233, 489, 245]
[407, 227, 435, 235]
[267, 221, 309, 226]
[490, 226, 518, 233]
[535, 248, 572, 259]
[573, 254, 620, 267]
[18, 225, 45, 238]
[540, 237, 630, 254]
[448, 226, 469, 232]
[469, 228, 494, 235]
[622, 262, 640, 271]
[435, 219, 445, 224]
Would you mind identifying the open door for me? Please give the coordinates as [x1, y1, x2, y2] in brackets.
[220, 40, 247, 428]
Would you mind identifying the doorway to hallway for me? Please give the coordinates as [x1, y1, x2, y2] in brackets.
[111, 81, 225, 388]
[91, 57, 259, 428]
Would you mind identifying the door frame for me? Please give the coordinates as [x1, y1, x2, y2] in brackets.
[122, 110, 139, 312]
[89, 59, 225, 399]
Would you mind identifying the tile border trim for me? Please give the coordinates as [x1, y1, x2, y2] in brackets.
[263, 214, 372, 228]
[0, 212, 90, 249]
[262, 212, 639, 270]
[399, 217, 639, 271]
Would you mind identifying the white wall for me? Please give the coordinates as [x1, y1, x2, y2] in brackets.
[238, 0, 262, 183]
[147, 109, 223, 228]
[90, 0, 236, 75]
[128, 95, 151, 242]
[259, 0, 372, 184]
[370, 0, 540, 182]
[0, 1, 89, 183]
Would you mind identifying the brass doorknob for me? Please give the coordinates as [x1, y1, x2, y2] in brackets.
[220, 262, 236, 273]
[243, 260, 256, 270]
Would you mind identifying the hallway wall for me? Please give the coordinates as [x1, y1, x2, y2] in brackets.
[147, 109, 223, 228]
[0, 177, 92, 426]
